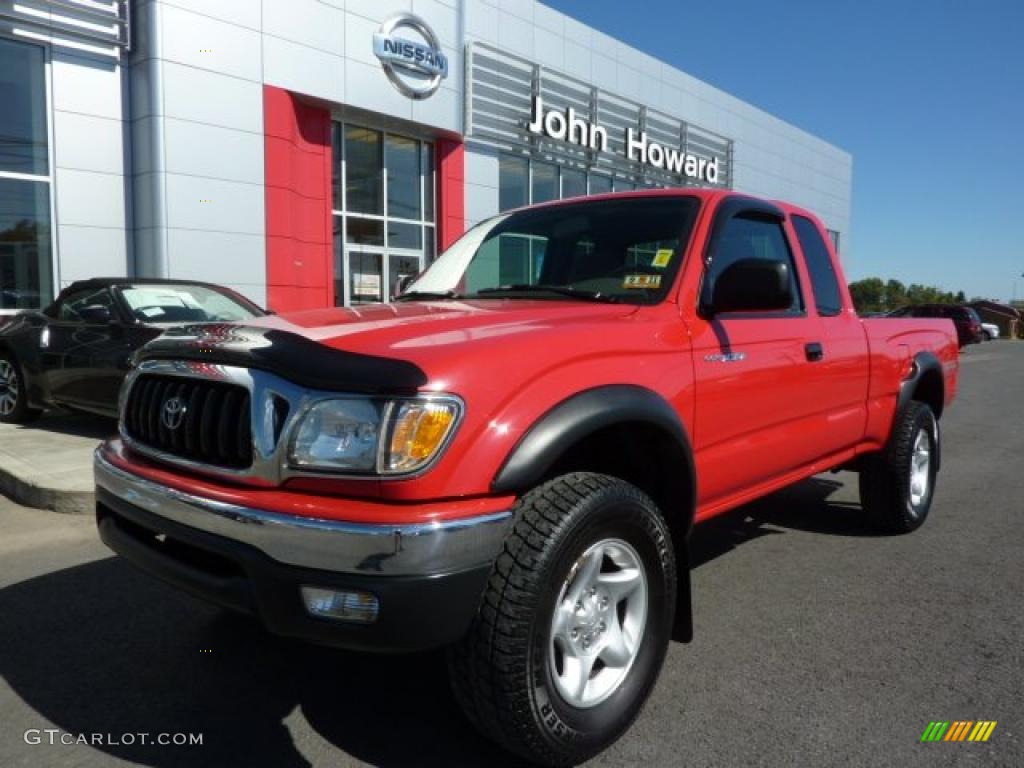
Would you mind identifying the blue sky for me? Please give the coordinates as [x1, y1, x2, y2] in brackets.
[544, 0, 1024, 302]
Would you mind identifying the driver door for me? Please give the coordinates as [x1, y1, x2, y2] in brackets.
[688, 205, 824, 515]
[43, 286, 132, 413]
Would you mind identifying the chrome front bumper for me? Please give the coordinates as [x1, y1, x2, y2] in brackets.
[94, 449, 513, 577]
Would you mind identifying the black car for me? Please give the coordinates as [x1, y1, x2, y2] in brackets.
[887, 304, 983, 347]
[0, 278, 265, 423]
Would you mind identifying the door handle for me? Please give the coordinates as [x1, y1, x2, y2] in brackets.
[805, 342, 824, 362]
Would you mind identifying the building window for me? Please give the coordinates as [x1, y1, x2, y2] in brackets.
[331, 122, 435, 306]
[826, 229, 840, 254]
[499, 155, 528, 211]
[498, 154, 642, 212]
[588, 173, 612, 195]
[531, 162, 558, 204]
[0, 38, 52, 311]
[561, 168, 586, 199]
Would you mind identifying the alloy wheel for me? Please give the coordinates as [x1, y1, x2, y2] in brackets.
[0, 360, 19, 416]
[549, 538, 648, 709]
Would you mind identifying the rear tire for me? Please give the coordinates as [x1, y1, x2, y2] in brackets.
[449, 472, 676, 766]
[858, 401, 938, 533]
[0, 353, 42, 424]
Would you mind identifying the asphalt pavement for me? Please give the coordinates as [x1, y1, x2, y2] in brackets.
[0, 343, 1021, 767]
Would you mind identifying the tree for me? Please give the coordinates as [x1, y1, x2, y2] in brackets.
[849, 277, 885, 313]
[849, 276, 969, 314]
[885, 279, 907, 310]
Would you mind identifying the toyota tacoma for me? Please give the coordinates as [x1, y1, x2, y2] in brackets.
[95, 190, 959, 766]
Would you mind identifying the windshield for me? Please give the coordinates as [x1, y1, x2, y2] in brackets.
[119, 284, 261, 324]
[405, 196, 701, 304]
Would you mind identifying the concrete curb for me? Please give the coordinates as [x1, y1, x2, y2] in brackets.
[0, 414, 111, 515]
[0, 467, 93, 515]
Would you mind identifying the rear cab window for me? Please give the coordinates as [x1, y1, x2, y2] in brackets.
[791, 215, 843, 316]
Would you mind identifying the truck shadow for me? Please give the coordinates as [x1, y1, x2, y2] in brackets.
[689, 474, 885, 569]
[0, 475, 877, 768]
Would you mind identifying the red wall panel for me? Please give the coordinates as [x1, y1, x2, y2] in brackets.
[263, 86, 334, 312]
[437, 138, 465, 252]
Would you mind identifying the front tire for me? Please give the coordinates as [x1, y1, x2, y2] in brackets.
[858, 401, 938, 533]
[0, 353, 42, 424]
[449, 473, 676, 766]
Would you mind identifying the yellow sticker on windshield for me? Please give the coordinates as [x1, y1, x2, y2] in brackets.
[623, 274, 662, 289]
[652, 249, 673, 268]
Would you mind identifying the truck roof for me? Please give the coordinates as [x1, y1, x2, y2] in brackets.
[515, 187, 823, 227]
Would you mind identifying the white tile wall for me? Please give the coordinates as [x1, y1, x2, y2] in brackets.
[411, 84, 460, 133]
[159, 3, 262, 82]
[166, 228, 267, 286]
[342, 12, 381, 66]
[161, 63, 263, 133]
[55, 169, 126, 230]
[264, 0, 347, 55]
[160, 0, 261, 31]
[345, 0, 414, 26]
[345, 58, 414, 120]
[163, 174, 264, 236]
[412, 0, 458, 47]
[53, 112, 124, 176]
[162, 119, 265, 185]
[465, 182, 498, 226]
[50, 51, 123, 120]
[56, 225, 128, 281]
[263, 34, 346, 104]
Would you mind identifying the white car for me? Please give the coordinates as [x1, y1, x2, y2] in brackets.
[981, 322, 999, 341]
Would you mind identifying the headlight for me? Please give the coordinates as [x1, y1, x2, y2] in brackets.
[288, 396, 461, 475]
[290, 399, 383, 472]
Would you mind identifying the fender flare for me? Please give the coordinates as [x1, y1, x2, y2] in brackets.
[897, 351, 944, 471]
[491, 384, 697, 522]
[491, 384, 697, 642]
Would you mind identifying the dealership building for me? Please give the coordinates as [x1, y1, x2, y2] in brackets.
[0, 0, 852, 313]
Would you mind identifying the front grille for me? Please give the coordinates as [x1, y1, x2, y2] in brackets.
[124, 374, 253, 469]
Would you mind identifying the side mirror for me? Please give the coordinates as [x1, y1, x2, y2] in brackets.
[79, 305, 114, 324]
[709, 258, 794, 314]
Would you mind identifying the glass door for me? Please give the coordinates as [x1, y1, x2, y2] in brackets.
[348, 250, 384, 305]
[332, 123, 436, 307]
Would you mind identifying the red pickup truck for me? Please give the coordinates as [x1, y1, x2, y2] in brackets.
[95, 190, 958, 766]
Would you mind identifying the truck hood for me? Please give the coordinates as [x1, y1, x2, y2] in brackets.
[138, 300, 643, 394]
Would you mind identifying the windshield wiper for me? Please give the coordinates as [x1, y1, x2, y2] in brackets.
[474, 284, 620, 303]
[393, 290, 464, 301]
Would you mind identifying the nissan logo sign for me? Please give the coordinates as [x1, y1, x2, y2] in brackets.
[372, 13, 448, 100]
[161, 396, 187, 431]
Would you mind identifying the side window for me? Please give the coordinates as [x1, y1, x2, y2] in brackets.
[58, 288, 113, 321]
[705, 215, 803, 312]
[792, 215, 843, 316]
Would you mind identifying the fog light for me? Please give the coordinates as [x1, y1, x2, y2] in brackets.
[301, 586, 379, 624]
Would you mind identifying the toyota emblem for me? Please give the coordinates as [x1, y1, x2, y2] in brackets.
[161, 396, 187, 430]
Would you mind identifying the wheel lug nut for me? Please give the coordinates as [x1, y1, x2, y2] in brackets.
[599, 621, 606, 632]
[571, 629, 579, 640]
